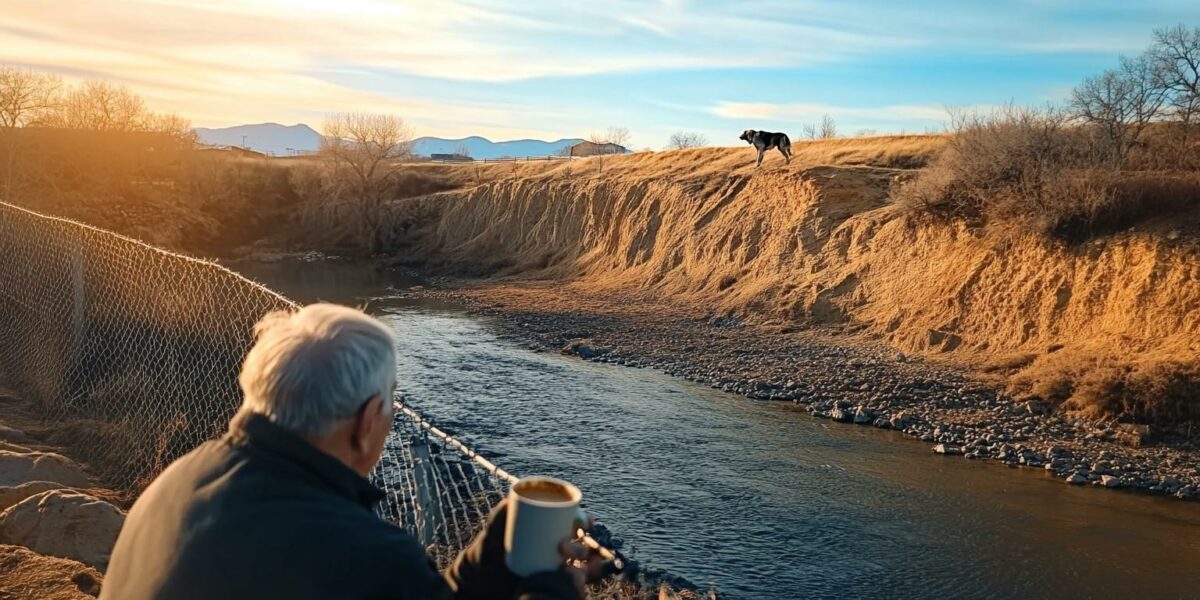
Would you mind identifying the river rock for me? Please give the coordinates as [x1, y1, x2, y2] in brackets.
[0, 424, 33, 445]
[0, 451, 89, 488]
[1046, 458, 1072, 472]
[0, 490, 124, 569]
[1065, 473, 1087, 485]
[1100, 475, 1122, 488]
[0, 544, 103, 599]
[932, 443, 962, 455]
[853, 407, 873, 424]
[828, 406, 852, 422]
[0, 481, 72, 511]
[561, 341, 612, 360]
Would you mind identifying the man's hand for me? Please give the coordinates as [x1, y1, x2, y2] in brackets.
[444, 500, 610, 600]
[557, 536, 610, 597]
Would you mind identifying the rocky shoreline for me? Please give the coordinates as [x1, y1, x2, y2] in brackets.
[408, 280, 1200, 503]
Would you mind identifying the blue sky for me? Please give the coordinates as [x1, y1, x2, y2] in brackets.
[3, 0, 1200, 147]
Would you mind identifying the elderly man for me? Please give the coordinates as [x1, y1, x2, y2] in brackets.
[102, 304, 590, 599]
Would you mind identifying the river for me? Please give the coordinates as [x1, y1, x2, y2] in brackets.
[229, 258, 1200, 599]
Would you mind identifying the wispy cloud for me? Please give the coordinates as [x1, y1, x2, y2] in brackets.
[1, 0, 1196, 143]
[710, 101, 967, 123]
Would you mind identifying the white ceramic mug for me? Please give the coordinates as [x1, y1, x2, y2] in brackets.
[504, 476, 588, 577]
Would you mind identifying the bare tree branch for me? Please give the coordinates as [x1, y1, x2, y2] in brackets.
[666, 131, 708, 149]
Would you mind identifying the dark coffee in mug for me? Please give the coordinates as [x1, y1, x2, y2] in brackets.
[513, 479, 574, 503]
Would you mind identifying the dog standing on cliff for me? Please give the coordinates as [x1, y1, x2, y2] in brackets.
[739, 130, 792, 167]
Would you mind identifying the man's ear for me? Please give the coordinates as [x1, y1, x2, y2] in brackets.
[352, 395, 385, 453]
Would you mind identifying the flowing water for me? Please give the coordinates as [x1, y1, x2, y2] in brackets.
[232, 259, 1200, 599]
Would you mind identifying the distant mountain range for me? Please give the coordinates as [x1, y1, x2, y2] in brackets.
[411, 136, 583, 159]
[193, 123, 583, 159]
[193, 123, 321, 156]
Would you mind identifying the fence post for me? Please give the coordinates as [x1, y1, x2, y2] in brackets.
[412, 440, 439, 548]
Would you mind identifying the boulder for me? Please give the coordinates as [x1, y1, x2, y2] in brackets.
[0, 490, 124, 569]
[0, 544, 102, 599]
[0, 451, 89, 487]
[932, 444, 963, 455]
[0, 423, 34, 444]
[1100, 475, 1122, 488]
[828, 406, 852, 422]
[0, 481, 73, 511]
[560, 341, 612, 360]
[1065, 473, 1087, 485]
[852, 407, 873, 425]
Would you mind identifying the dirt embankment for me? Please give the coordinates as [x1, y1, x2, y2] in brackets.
[391, 135, 1200, 427]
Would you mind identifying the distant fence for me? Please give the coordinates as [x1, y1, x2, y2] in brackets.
[0, 201, 618, 569]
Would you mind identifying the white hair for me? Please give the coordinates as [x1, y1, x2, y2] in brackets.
[238, 303, 396, 436]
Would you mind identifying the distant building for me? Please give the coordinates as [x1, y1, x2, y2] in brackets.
[430, 153, 474, 162]
[567, 141, 628, 157]
[196, 145, 268, 159]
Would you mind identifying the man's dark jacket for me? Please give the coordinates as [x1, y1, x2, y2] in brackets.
[101, 411, 576, 599]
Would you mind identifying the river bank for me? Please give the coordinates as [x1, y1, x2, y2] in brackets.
[405, 278, 1200, 503]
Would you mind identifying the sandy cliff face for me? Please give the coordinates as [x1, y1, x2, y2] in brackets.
[394, 137, 1200, 420]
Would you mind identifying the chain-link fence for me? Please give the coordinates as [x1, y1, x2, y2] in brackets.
[0, 201, 619, 569]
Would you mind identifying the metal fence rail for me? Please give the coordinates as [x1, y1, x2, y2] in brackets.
[0, 201, 618, 568]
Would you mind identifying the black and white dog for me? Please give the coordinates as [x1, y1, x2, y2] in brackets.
[739, 130, 792, 167]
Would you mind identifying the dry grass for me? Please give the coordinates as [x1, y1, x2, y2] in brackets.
[0, 544, 102, 599]
[1008, 337, 1200, 424]
[419, 135, 944, 184]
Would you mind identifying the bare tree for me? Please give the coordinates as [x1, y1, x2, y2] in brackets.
[800, 123, 818, 139]
[0, 66, 61, 128]
[321, 112, 414, 198]
[589, 126, 631, 154]
[1070, 54, 1169, 164]
[143, 111, 198, 145]
[46, 81, 147, 131]
[320, 112, 414, 250]
[666, 131, 708, 149]
[854, 128, 878, 137]
[0, 67, 61, 202]
[818, 114, 838, 139]
[1149, 24, 1200, 152]
[586, 126, 631, 175]
[453, 143, 471, 158]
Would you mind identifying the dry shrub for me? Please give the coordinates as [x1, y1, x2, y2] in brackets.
[1011, 350, 1200, 425]
[1048, 171, 1200, 241]
[897, 105, 1086, 224]
[897, 105, 1200, 241]
[291, 162, 460, 254]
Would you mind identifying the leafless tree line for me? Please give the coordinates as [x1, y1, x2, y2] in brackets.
[0, 66, 193, 141]
[1070, 23, 1200, 165]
